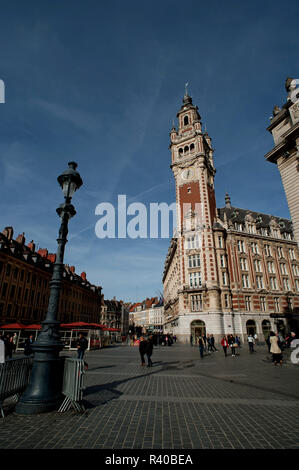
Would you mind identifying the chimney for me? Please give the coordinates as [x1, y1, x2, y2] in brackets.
[16, 233, 26, 245]
[47, 253, 56, 263]
[225, 193, 231, 209]
[2, 227, 14, 241]
[38, 248, 48, 258]
[70, 266, 75, 273]
[28, 240, 35, 252]
[81, 272, 86, 281]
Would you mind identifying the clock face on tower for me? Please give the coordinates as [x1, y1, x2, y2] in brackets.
[182, 168, 194, 180]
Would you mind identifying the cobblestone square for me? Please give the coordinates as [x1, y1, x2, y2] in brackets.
[1, 343, 299, 449]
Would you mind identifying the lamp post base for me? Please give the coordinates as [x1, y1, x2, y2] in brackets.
[15, 341, 64, 415]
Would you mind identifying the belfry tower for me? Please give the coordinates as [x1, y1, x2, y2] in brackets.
[163, 90, 223, 341]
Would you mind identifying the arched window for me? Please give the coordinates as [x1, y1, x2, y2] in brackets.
[184, 115, 189, 126]
[184, 146, 189, 153]
[178, 148, 183, 156]
[246, 320, 256, 336]
[190, 143, 195, 152]
[191, 320, 206, 342]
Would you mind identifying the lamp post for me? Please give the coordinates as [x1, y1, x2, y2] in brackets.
[15, 162, 83, 415]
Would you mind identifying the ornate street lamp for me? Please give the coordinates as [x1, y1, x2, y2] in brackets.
[16, 162, 83, 414]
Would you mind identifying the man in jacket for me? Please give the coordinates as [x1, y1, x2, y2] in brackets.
[139, 337, 147, 366]
[77, 333, 88, 360]
[146, 335, 154, 367]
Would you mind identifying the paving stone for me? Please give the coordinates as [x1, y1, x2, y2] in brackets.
[1, 344, 299, 448]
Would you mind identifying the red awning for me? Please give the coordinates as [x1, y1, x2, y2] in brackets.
[0, 323, 26, 330]
[23, 324, 42, 330]
[60, 322, 104, 329]
[102, 327, 121, 332]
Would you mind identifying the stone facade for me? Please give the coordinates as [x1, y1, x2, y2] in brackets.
[265, 78, 299, 245]
[163, 92, 299, 344]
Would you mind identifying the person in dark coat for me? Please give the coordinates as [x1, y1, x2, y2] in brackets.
[146, 335, 154, 367]
[76, 333, 88, 360]
[198, 336, 204, 359]
[24, 335, 34, 356]
[210, 334, 218, 352]
[139, 336, 147, 366]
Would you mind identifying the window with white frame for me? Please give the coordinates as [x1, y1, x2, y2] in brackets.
[218, 236, 223, 248]
[272, 228, 279, 238]
[267, 261, 275, 274]
[189, 272, 201, 288]
[237, 240, 246, 253]
[270, 276, 277, 290]
[289, 248, 296, 260]
[274, 297, 280, 312]
[247, 223, 255, 234]
[277, 246, 284, 258]
[240, 258, 248, 271]
[220, 254, 225, 267]
[188, 254, 200, 268]
[260, 296, 266, 311]
[191, 294, 203, 311]
[242, 274, 250, 288]
[265, 244, 271, 256]
[280, 263, 287, 275]
[283, 278, 290, 291]
[245, 296, 251, 311]
[295, 279, 299, 292]
[251, 242, 259, 254]
[235, 223, 243, 231]
[254, 259, 262, 272]
[256, 275, 264, 289]
[224, 294, 230, 308]
[222, 271, 228, 285]
[292, 264, 299, 276]
[188, 235, 200, 249]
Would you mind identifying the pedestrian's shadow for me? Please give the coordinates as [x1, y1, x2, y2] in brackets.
[83, 367, 162, 409]
[88, 365, 116, 371]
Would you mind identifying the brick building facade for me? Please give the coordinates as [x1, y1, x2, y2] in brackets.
[163, 92, 299, 343]
[0, 227, 103, 325]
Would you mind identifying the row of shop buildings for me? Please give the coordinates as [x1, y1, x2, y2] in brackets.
[129, 297, 164, 333]
[0, 226, 129, 335]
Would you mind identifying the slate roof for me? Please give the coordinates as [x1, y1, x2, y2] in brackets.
[218, 206, 293, 233]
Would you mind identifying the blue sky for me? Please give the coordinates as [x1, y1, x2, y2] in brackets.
[0, 0, 298, 302]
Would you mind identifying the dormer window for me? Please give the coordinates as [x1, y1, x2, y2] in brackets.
[184, 115, 189, 126]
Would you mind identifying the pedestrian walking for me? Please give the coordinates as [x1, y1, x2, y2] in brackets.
[198, 336, 204, 359]
[6, 336, 15, 359]
[235, 335, 241, 348]
[247, 334, 255, 353]
[190, 334, 193, 347]
[139, 336, 147, 366]
[146, 335, 154, 367]
[24, 334, 34, 356]
[269, 331, 283, 367]
[76, 333, 88, 360]
[221, 335, 229, 357]
[207, 334, 212, 353]
[228, 334, 236, 357]
[203, 334, 207, 351]
[210, 334, 218, 352]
